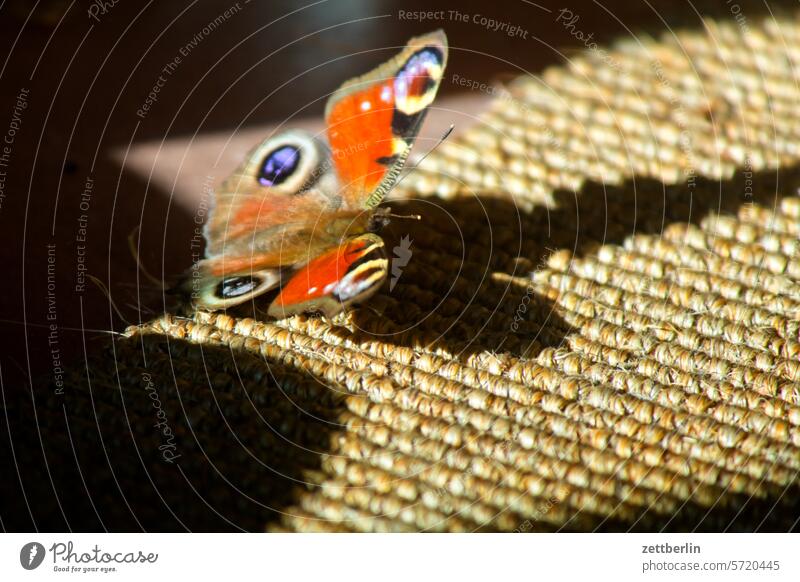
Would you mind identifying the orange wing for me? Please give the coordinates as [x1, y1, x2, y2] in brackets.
[267, 233, 387, 318]
[188, 130, 368, 310]
[325, 30, 448, 210]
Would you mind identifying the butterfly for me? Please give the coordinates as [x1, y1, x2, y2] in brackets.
[183, 30, 448, 319]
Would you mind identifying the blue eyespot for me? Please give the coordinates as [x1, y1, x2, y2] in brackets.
[258, 145, 301, 187]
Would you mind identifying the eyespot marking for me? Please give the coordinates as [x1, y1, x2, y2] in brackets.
[394, 46, 444, 117]
[216, 275, 261, 299]
[258, 145, 301, 187]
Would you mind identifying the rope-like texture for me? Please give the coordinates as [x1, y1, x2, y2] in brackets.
[43, 13, 800, 531]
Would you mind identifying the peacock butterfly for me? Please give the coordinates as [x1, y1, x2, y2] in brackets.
[184, 30, 448, 318]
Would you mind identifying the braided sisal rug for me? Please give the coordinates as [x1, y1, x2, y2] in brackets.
[37, 13, 800, 531]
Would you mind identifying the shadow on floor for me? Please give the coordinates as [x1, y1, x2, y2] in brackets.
[7, 163, 800, 531]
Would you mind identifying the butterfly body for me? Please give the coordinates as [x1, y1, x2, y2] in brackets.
[186, 30, 448, 318]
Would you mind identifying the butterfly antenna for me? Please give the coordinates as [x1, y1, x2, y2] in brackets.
[125, 301, 159, 318]
[394, 124, 454, 189]
[383, 212, 421, 220]
[87, 274, 134, 327]
[0, 318, 126, 337]
[128, 226, 167, 289]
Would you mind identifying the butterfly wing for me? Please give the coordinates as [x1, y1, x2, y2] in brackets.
[203, 130, 337, 264]
[264, 32, 447, 317]
[324, 29, 448, 210]
[267, 233, 387, 318]
[189, 130, 367, 309]
[263, 31, 448, 317]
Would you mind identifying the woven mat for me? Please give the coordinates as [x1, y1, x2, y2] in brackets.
[35, 13, 800, 532]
